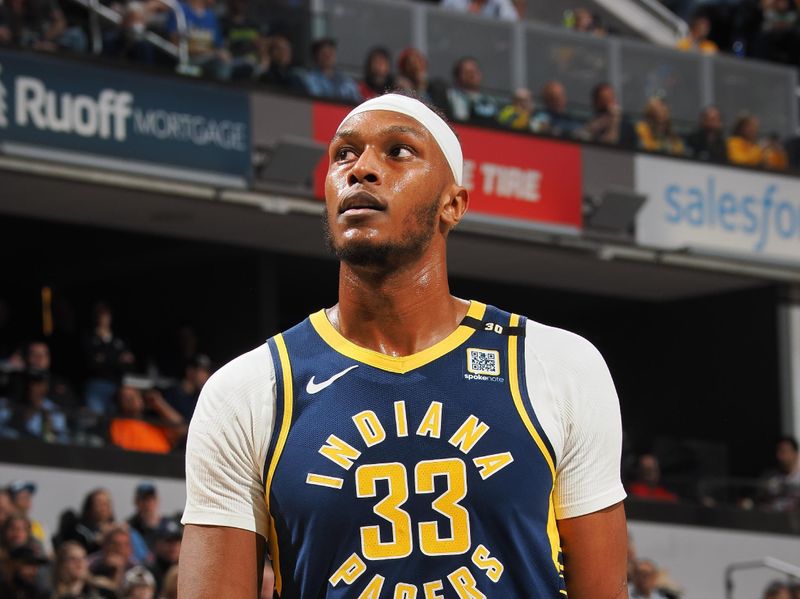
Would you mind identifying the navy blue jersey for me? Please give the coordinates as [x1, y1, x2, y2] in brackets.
[263, 301, 565, 598]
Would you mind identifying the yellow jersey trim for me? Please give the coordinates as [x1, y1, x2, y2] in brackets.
[265, 334, 294, 596]
[507, 313, 562, 577]
[309, 301, 487, 374]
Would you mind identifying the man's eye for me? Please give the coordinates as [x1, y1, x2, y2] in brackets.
[389, 146, 413, 158]
[336, 148, 356, 161]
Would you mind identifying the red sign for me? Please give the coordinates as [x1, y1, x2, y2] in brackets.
[312, 102, 582, 229]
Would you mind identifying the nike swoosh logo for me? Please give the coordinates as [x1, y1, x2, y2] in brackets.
[306, 365, 359, 394]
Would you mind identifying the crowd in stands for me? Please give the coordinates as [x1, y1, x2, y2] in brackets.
[0, 302, 211, 454]
[0, 480, 185, 598]
[0, 0, 797, 173]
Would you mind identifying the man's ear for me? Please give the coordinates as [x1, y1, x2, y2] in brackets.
[440, 184, 469, 233]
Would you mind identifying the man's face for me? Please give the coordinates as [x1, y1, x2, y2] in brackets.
[316, 43, 336, 70]
[15, 561, 39, 585]
[702, 107, 721, 131]
[119, 386, 144, 417]
[27, 343, 50, 371]
[545, 83, 566, 113]
[595, 86, 615, 112]
[136, 494, 158, 517]
[324, 111, 454, 270]
[106, 531, 132, 560]
[270, 37, 291, 66]
[61, 544, 88, 581]
[777, 440, 798, 473]
[5, 518, 29, 547]
[156, 537, 181, 564]
[638, 455, 660, 484]
[457, 60, 481, 91]
[633, 561, 658, 595]
[12, 490, 32, 514]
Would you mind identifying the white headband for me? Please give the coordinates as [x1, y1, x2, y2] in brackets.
[336, 94, 463, 185]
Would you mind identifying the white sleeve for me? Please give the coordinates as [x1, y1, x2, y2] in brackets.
[523, 320, 626, 520]
[181, 343, 275, 539]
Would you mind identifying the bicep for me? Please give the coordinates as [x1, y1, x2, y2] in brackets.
[557, 502, 629, 599]
[179, 524, 266, 599]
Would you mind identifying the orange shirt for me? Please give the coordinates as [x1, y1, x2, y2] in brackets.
[727, 136, 763, 167]
[110, 418, 172, 453]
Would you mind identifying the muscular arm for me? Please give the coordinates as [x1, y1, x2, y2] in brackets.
[558, 502, 629, 599]
[178, 525, 266, 599]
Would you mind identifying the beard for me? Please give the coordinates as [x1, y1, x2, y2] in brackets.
[323, 196, 440, 269]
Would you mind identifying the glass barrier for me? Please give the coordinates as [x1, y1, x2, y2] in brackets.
[618, 38, 704, 129]
[319, 0, 415, 75]
[316, 0, 798, 135]
[524, 23, 610, 115]
[713, 54, 797, 137]
[426, 10, 515, 95]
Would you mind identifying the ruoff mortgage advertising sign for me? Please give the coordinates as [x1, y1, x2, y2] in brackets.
[636, 155, 800, 264]
[0, 49, 251, 184]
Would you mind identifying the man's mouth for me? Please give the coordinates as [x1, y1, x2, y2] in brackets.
[339, 191, 387, 215]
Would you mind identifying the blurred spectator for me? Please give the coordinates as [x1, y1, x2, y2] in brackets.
[0, 487, 14, 529]
[635, 98, 685, 156]
[109, 386, 185, 454]
[579, 82, 635, 146]
[446, 56, 499, 124]
[102, 2, 156, 65]
[146, 521, 181, 593]
[628, 454, 678, 501]
[0, 545, 50, 599]
[676, 14, 718, 53]
[160, 565, 178, 599]
[497, 88, 535, 131]
[259, 35, 303, 91]
[629, 559, 670, 599]
[5, 370, 70, 443]
[164, 354, 211, 422]
[1, 514, 46, 559]
[20, 340, 76, 407]
[121, 566, 156, 599]
[55, 489, 116, 554]
[685, 105, 727, 162]
[0, 0, 87, 52]
[565, 8, 606, 35]
[221, 0, 270, 80]
[763, 581, 792, 599]
[303, 38, 362, 103]
[440, 0, 519, 20]
[88, 525, 138, 591]
[727, 113, 763, 167]
[126, 483, 171, 552]
[358, 47, 396, 100]
[789, 582, 800, 599]
[759, 436, 800, 512]
[83, 303, 135, 416]
[531, 80, 582, 138]
[396, 48, 440, 106]
[7, 481, 49, 553]
[755, 0, 800, 65]
[52, 540, 116, 599]
[165, 0, 231, 80]
[763, 133, 789, 171]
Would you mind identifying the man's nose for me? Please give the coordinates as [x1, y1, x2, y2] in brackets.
[348, 148, 381, 186]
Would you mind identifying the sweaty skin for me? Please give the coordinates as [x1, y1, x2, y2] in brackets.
[178, 108, 628, 599]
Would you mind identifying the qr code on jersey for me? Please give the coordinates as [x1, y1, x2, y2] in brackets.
[466, 348, 501, 376]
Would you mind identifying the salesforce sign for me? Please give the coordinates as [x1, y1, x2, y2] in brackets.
[636, 155, 800, 265]
[0, 50, 250, 184]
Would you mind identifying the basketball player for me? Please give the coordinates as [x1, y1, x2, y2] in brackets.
[178, 93, 628, 598]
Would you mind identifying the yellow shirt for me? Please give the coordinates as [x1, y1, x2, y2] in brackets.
[764, 146, 789, 170]
[676, 37, 718, 54]
[636, 121, 685, 156]
[727, 136, 763, 166]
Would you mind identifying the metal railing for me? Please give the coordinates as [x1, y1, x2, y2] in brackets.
[64, 0, 191, 74]
[725, 557, 800, 599]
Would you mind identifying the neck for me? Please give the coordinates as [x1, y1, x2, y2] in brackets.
[331, 244, 468, 357]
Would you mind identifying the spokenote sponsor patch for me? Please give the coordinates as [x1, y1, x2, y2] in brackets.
[465, 348, 504, 382]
